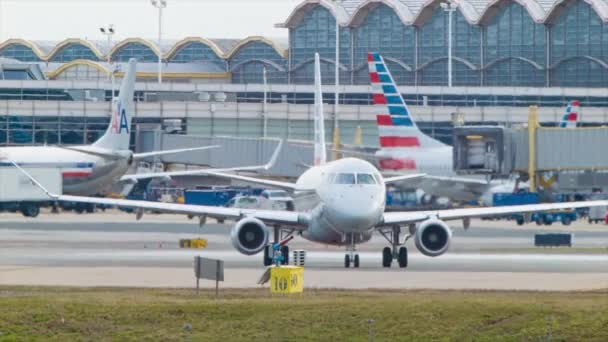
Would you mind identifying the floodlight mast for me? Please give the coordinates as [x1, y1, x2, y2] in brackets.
[151, 0, 167, 84]
[440, 1, 457, 87]
[100, 24, 116, 99]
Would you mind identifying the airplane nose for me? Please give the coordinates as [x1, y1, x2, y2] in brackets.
[326, 188, 383, 232]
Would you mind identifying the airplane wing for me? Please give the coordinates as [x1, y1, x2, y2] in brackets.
[383, 173, 427, 184]
[389, 175, 494, 202]
[59, 194, 306, 227]
[58, 145, 220, 161]
[120, 140, 284, 183]
[11, 160, 307, 227]
[381, 200, 608, 226]
[132, 145, 220, 160]
[186, 170, 299, 191]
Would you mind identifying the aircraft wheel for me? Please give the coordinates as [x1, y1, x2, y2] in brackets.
[280, 245, 289, 265]
[398, 247, 408, 268]
[344, 254, 351, 268]
[263, 245, 272, 266]
[382, 247, 392, 268]
[354, 254, 360, 268]
[21, 204, 39, 218]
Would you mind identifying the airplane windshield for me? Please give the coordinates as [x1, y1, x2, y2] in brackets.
[357, 173, 376, 184]
[335, 173, 355, 184]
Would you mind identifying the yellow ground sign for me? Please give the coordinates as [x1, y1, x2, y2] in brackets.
[270, 266, 304, 294]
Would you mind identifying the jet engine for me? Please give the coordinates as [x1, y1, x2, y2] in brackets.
[414, 219, 452, 257]
[230, 217, 269, 255]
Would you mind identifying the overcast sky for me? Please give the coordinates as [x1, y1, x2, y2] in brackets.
[0, 0, 303, 41]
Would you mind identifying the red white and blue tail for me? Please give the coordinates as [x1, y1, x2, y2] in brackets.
[559, 100, 580, 128]
[368, 52, 445, 149]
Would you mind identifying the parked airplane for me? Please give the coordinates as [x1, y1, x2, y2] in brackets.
[369, 52, 580, 205]
[15, 53, 608, 269]
[0, 59, 224, 196]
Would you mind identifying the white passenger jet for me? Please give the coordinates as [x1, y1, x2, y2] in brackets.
[15, 54, 608, 269]
[0, 58, 278, 197]
[0, 59, 223, 196]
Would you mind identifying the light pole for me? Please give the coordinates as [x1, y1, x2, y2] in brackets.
[100, 24, 115, 99]
[440, 1, 456, 87]
[262, 66, 268, 137]
[333, 0, 342, 160]
[151, 0, 167, 84]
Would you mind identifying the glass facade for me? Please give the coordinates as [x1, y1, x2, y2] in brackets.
[229, 41, 288, 84]
[418, 7, 481, 85]
[0, 0, 606, 87]
[353, 4, 415, 85]
[0, 44, 42, 62]
[50, 43, 100, 62]
[484, 2, 545, 86]
[290, 5, 351, 84]
[111, 42, 158, 62]
[168, 41, 225, 67]
[550, 0, 608, 87]
[54, 64, 107, 81]
[0, 116, 159, 147]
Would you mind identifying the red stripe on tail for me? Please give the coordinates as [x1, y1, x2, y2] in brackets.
[379, 136, 420, 147]
[379, 158, 417, 170]
[376, 115, 392, 126]
[373, 94, 387, 105]
[370, 72, 380, 83]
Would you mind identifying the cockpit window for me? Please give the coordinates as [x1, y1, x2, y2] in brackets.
[357, 173, 377, 184]
[335, 173, 355, 184]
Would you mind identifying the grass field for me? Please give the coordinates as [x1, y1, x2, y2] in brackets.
[1, 287, 608, 341]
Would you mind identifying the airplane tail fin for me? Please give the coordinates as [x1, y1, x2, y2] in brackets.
[368, 52, 445, 149]
[559, 100, 580, 128]
[93, 58, 137, 151]
[313, 53, 327, 166]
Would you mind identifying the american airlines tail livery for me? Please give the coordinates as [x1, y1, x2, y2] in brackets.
[368, 52, 581, 204]
[16, 52, 608, 270]
[559, 100, 580, 128]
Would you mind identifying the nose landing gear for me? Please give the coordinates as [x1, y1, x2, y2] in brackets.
[379, 226, 410, 268]
[344, 234, 360, 268]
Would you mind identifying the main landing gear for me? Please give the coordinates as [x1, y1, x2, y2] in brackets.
[263, 226, 294, 266]
[379, 226, 411, 268]
[344, 234, 360, 268]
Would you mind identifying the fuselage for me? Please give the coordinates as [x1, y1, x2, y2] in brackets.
[0, 146, 129, 196]
[376, 145, 518, 205]
[376, 145, 454, 176]
[291, 158, 385, 246]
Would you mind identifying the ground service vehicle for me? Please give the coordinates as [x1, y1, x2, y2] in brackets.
[0, 168, 62, 217]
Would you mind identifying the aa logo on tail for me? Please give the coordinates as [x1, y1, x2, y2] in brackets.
[111, 101, 129, 134]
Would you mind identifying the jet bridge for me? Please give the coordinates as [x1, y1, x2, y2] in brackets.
[453, 107, 608, 192]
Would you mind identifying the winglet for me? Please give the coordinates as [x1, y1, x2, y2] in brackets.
[9, 161, 59, 200]
[263, 139, 283, 170]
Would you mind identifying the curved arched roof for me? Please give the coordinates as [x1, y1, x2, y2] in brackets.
[225, 36, 288, 59]
[280, 0, 608, 26]
[109, 38, 162, 58]
[0, 37, 288, 62]
[0, 39, 47, 59]
[46, 60, 111, 79]
[47, 39, 105, 60]
[280, 0, 351, 27]
[165, 37, 225, 59]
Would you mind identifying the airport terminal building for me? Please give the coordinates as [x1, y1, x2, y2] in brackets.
[0, 0, 607, 148]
